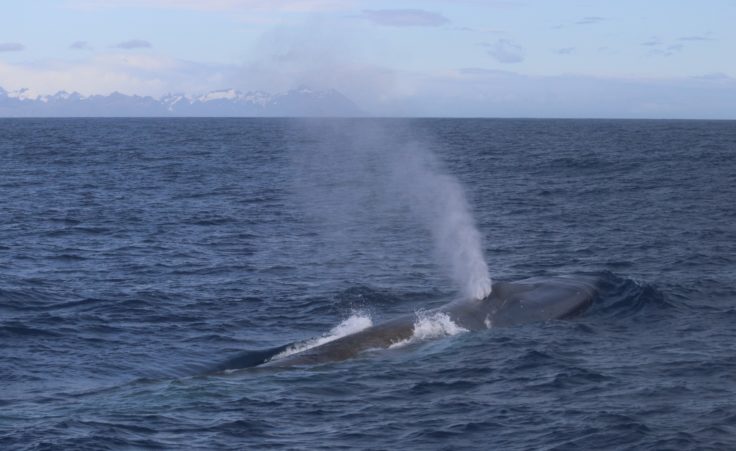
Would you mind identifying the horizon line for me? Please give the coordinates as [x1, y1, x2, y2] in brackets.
[1, 116, 734, 121]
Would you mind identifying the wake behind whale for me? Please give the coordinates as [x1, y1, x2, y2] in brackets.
[211, 275, 598, 371]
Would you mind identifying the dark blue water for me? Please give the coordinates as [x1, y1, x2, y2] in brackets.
[1, 118, 735, 450]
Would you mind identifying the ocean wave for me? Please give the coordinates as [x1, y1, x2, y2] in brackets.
[0, 322, 63, 338]
[588, 271, 674, 319]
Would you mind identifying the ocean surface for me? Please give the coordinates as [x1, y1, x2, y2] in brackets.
[1, 118, 734, 450]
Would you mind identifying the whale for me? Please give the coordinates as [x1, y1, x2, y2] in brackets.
[211, 276, 598, 371]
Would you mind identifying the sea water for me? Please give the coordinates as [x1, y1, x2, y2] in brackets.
[1, 118, 735, 449]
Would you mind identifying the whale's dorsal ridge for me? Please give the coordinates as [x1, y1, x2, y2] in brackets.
[213, 276, 599, 371]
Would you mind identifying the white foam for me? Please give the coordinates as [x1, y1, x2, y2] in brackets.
[390, 311, 468, 349]
[271, 312, 373, 361]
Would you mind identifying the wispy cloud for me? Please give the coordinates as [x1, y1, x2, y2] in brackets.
[359, 9, 449, 27]
[416, 69, 736, 119]
[0, 52, 232, 97]
[114, 39, 152, 49]
[70, 41, 92, 50]
[453, 25, 504, 34]
[553, 16, 608, 29]
[555, 47, 575, 55]
[648, 44, 684, 57]
[458, 67, 516, 77]
[0, 42, 25, 52]
[691, 72, 732, 81]
[678, 35, 715, 42]
[643, 36, 701, 57]
[67, 0, 350, 13]
[576, 16, 606, 25]
[483, 39, 524, 63]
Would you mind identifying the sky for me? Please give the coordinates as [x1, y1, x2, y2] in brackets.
[1, 0, 735, 118]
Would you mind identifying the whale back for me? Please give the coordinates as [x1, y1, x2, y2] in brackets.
[215, 276, 599, 370]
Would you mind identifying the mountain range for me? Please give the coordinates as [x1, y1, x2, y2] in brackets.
[0, 86, 363, 117]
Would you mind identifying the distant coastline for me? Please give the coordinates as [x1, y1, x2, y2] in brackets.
[0, 86, 363, 117]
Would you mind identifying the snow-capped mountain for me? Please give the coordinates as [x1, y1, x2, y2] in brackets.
[0, 86, 363, 117]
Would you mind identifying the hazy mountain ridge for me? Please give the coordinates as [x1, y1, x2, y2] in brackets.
[0, 86, 363, 117]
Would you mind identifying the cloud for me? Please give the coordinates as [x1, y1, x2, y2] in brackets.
[648, 48, 682, 57]
[2, 51, 736, 118]
[644, 39, 686, 57]
[393, 69, 736, 119]
[641, 39, 660, 47]
[453, 25, 504, 34]
[642, 34, 713, 56]
[114, 39, 152, 49]
[0, 53, 231, 97]
[67, 0, 351, 13]
[555, 47, 575, 55]
[0, 42, 25, 52]
[483, 39, 524, 63]
[576, 16, 606, 25]
[691, 72, 732, 81]
[459, 67, 514, 76]
[70, 41, 92, 50]
[359, 9, 450, 27]
[678, 35, 715, 42]
[228, 21, 402, 110]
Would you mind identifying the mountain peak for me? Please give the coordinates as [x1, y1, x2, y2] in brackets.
[0, 86, 364, 117]
[198, 88, 242, 102]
